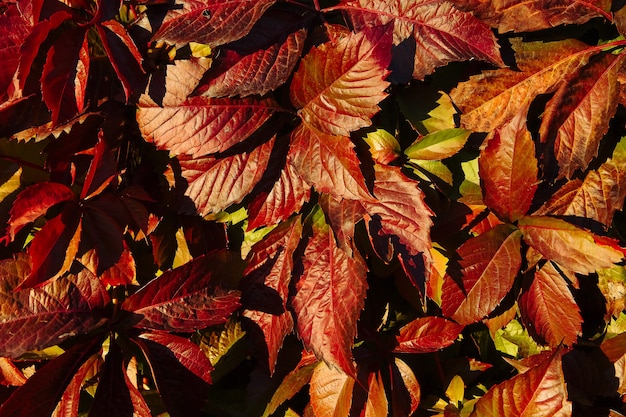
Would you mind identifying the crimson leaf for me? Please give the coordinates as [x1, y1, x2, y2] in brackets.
[394, 316, 464, 353]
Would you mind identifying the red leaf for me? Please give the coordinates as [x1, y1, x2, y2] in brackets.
[362, 370, 388, 417]
[450, 38, 597, 132]
[137, 96, 279, 158]
[362, 164, 433, 259]
[152, 0, 275, 47]
[0, 4, 32, 99]
[121, 250, 243, 332]
[180, 137, 273, 216]
[539, 53, 623, 179]
[79, 135, 118, 200]
[143, 57, 212, 106]
[80, 207, 125, 276]
[292, 210, 367, 375]
[203, 28, 306, 98]
[248, 163, 311, 230]
[334, 0, 504, 79]
[89, 342, 151, 417]
[243, 217, 302, 373]
[471, 348, 572, 417]
[519, 262, 582, 347]
[262, 353, 318, 416]
[309, 361, 355, 417]
[96, 19, 145, 102]
[0, 358, 27, 387]
[319, 193, 366, 253]
[139, 332, 213, 384]
[288, 123, 371, 200]
[0, 337, 103, 417]
[289, 25, 391, 136]
[394, 316, 464, 353]
[52, 355, 100, 417]
[21, 204, 83, 289]
[0, 256, 109, 358]
[518, 216, 625, 274]
[535, 137, 626, 226]
[133, 335, 211, 417]
[5, 182, 75, 241]
[479, 108, 538, 222]
[441, 224, 522, 325]
[41, 27, 89, 124]
[96, 242, 137, 287]
[392, 358, 420, 416]
[451, 0, 612, 33]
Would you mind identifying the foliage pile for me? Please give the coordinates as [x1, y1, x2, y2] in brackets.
[2, 0, 626, 416]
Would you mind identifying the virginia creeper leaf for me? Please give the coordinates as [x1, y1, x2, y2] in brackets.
[362, 164, 433, 261]
[405, 128, 470, 161]
[519, 262, 582, 347]
[392, 358, 420, 416]
[450, 0, 612, 33]
[479, 108, 538, 222]
[262, 354, 317, 417]
[289, 25, 391, 136]
[144, 57, 212, 106]
[52, 355, 99, 417]
[471, 349, 572, 417]
[0, 358, 27, 386]
[80, 207, 125, 277]
[319, 193, 366, 254]
[309, 361, 355, 417]
[152, 0, 275, 47]
[441, 224, 522, 325]
[0, 4, 32, 98]
[40, 27, 88, 124]
[5, 182, 75, 241]
[122, 250, 243, 332]
[180, 137, 273, 216]
[292, 209, 367, 375]
[362, 370, 388, 417]
[88, 342, 151, 417]
[0, 337, 103, 417]
[363, 129, 401, 165]
[0, 256, 109, 358]
[450, 38, 596, 132]
[139, 332, 213, 384]
[288, 122, 371, 200]
[137, 96, 279, 158]
[539, 53, 623, 179]
[518, 216, 625, 274]
[394, 316, 464, 353]
[247, 163, 311, 230]
[334, 0, 504, 79]
[243, 217, 302, 373]
[22, 204, 82, 289]
[203, 28, 306, 98]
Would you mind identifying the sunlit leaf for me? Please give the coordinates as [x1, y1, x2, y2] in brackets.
[309, 361, 355, 417]
[394, 316, 464, 353]
[405, 128, 470, 161]
[262, 354, 318, 417]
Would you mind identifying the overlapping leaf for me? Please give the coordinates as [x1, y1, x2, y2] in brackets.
[535, 136, 626, 227]
[0, 255, 109, 358]
[152, 0, 275, 47]
[450, 38, 597, 131]
[180, 137, 273, 216]
[291, 210, 367, 375]
[288, 123, 371, 200]
[0, 3, 32, 98]
[519, 262, 582, 347]
[137, 96, 280, 158]
[319, 193, 366, 253]
[471, 349, 572, 417]
[309, 361, 355, 417]
[121, 250, 243, 332]
[289, 25, 391, 136]
[479, 108, 538, 222]
[518, 216, 625, 274]
[394, 316, 464, 353]
[334, 0, 504, 79]
[144, 58, 213, 106]
[451, 0, 612, 33]
[243, 217, 302, 373]
[441, 224, 522, 325]
[203, 28, 306, 98]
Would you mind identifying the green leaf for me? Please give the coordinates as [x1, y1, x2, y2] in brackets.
[405, 128, 470, 160]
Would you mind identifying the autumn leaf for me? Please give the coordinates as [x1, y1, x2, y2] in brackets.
[262, 354, 318, 417]
[518, 216, 625, 274]
[405, 128, 471, 161]
[291, 209, 367, 375]
[179, 137, 274, 216]
[319, 193, 366, 253]
[144, 57, 213, 106]
[243, 217, 302, 373]
[479, 108, 538, 222]
[288, 122, 371, 201]
[309, 361, 355, 417]
[450, 0, 612, 33]
[394, 316, 464, 353]
[519, 262, 582, 347]
[203, 28, 306, 98]
[540, 53, 623, 179]
[392, 358, 420, 416]
[289, 24, 391, 136]
[0, 3, 32, 98]
[152, 0, 275, 47]
[363, 129, 401, 165]
[471, 348, 572, 417]
[441, 224, 522, 325]
[362, 370, 388, 417]
[137, 96, 280, 158]
[0, 256, 109, 358]
[333, 0, 504, 79]
[121, 250, 243, 332]
[450, 38, 597, 132]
